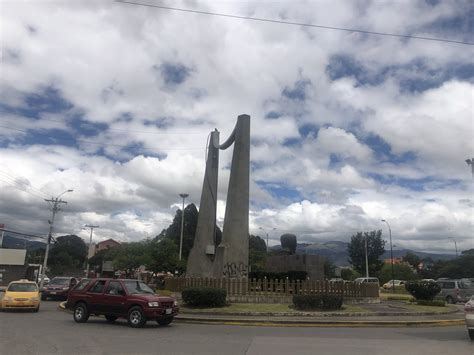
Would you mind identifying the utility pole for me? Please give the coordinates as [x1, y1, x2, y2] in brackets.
[39, 189, 73, 289]
[365, 236, 369, 279]
[84, 224, 99, 277]
[179, 193, 189, 261]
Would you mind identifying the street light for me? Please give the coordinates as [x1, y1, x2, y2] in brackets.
[40, 189, 73, 289]
[448, 237, 458, 257]
[259, 227, 276, 252]
[178, 193, 189, 261]
[466, 158, 474, 178]
[381, 219, 395, 293]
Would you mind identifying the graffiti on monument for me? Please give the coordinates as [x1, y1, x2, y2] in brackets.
[222, 262, 248, 278]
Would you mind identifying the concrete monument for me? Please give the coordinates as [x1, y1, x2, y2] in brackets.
[186, 114, 250, 278]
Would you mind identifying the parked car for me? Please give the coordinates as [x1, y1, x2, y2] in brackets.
[465, 295, 474, 340]
[1, 279, 40, 312]
[354, 277, 380, 285]
[382, 280, 405, 289]
[436, 279, 474, 304]
[41, 277, 78, 300]
[65, 278, 179, 328]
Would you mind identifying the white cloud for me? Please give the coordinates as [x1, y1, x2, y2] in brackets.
[0, 0, 472, 254]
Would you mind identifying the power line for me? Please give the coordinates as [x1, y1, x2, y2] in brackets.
[115, 1, 473, 46]
[0, 171, 49, 198]
[0, 125, 203, 150]
[0, 177, 48, 200]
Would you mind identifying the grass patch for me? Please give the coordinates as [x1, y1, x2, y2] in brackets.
[180, 303, 369, 314]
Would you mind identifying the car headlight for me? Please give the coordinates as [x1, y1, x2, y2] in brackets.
[4, 296, 13, 302]
[173, 300, 178, 307]
[62, 287, 69, 290]
[31, 297, 39, 301]
[148, 302, 160, 307]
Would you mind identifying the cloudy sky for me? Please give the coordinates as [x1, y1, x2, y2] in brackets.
[0, 0, 472, 254]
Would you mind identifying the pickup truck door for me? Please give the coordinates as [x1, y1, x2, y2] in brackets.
[102, 280, 127, 315]
[84, 280, 107, 313]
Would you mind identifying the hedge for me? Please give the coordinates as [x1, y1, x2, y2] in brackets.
[405, 281, 441, 301]
[181, 287, 227, 307]
[292, 294, 343, 311]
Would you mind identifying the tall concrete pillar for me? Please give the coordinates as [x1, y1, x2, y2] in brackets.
[186, 130, 220, 277]
[213, 114, 250, 278]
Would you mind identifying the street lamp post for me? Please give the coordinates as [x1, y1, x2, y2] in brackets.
[381, 219, 395, 293]
[179, 193, 189, 261]
[259, 227, 276, 253]
[448, 237, 458, 257]
[466, 158, 474, 178]
[40, 189, 73, 289]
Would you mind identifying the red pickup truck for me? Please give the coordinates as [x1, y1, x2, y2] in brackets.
[65, 278, 179, 328]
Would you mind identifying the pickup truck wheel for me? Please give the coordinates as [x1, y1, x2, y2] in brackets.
[157, 317, 173, 326]
[73, 303, 89, 323]
[127, 306, 146, 328]
[469, 329, 474, 340]
[446, 296, 454, 304]
[105, 315, 117, 323]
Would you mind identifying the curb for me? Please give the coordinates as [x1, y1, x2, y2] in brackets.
[175, 315, 465, 328]
[59, 301, 464, 328]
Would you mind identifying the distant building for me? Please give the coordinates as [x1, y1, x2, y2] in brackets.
[265, 254, 325, 280]
[95, 239, 120, 254]
[383, 257, 405, 265]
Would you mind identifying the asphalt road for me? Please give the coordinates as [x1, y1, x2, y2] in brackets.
[0, 301, 472, 355]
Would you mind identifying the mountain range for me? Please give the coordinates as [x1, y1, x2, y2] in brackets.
[272, 241, 456, 266]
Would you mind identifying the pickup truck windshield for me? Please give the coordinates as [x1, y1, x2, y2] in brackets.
[123, 281, 155, 294]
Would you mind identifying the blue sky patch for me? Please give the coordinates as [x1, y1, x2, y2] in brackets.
[282, 79, 311, 100]
[70, 116, 108, 137]
[369, 173, 462, 191]
[158, 62, 192, 85]
[257, 181, 302, 202]
[362, 133, 417, 164]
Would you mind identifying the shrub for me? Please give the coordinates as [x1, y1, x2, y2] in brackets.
[181, 287, 227, 307]
[292, 294, 343, 311]
[405, 281, 441, 301]
[416, 299, 445, 307]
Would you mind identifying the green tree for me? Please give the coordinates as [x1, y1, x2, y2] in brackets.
[340, 268, 360, 281]
[249, 235, 267, 272]
[324, 259, 336, 279]
[435, 249, 474, 278]
[348, 230, 385, 276]
[49, 235, 87, 274]
[146, 239, 180, 273]
[163, 203, 199, 259]
[403, 251, 421, 270]
[110, 241, 150, 277]
[378, 263, 418, 284]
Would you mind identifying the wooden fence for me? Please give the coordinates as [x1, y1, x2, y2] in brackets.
[165, 278, 379, 298]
